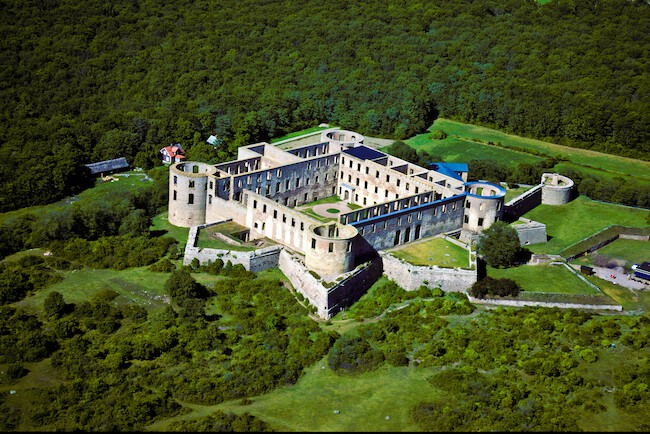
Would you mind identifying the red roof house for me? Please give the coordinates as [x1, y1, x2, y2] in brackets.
[160, 143, 185, 164]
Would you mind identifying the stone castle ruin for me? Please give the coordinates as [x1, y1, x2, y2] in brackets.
[168, 129, 573, 318]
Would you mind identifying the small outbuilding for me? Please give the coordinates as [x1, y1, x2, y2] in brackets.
[84, 157, 129, 177]
[580, 265, 594, 276]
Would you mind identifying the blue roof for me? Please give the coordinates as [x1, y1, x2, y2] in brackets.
[343, 146, 385, 161]
[429, 162, 468, 181]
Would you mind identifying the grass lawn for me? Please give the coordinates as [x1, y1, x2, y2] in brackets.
[402, 135, 542, 166]
[425, 119, 650, 183]
[15, 266, 175, 312]
[521, 195, 650, 255]
[196, 221, 258, 251]
[487, 263, 600, 295]
[150, 361, 440, 432]
[271, 126, 330, 144]
[388, 237, 470, 268]
[150, 212, 191, 246]
[592, 238, 650, 267]
[503, 185, 532, 202]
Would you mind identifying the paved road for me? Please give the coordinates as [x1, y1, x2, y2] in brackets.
[573, 264, 649, 290]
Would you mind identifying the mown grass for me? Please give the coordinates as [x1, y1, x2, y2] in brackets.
[521, 195, 650, 255]
[487, 263, 600, 295]
[503, 185, 531, 202]
[591, 238, 650, 267]
[196, 222, 258, 251]
[270, 126, 330, 144]
[389, 237, 470, 268]
[424, 119, 650, 182]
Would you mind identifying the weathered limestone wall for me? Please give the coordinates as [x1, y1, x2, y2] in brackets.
[278, 250, 382, 319]
[504, 184, 542, 221]
[244, 191, 320, 254]
[380, 252, 477, 292]
[169, 162, 217, 227]
[467, 294, 622, 311]
[182, 225, 282, 272]
[513, 218, 547, 246]
[541, 173, 574, 205]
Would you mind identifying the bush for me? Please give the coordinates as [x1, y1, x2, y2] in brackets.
[430, 129, 448, 140]
[328, 335, 385, 375]
[469, 277, 521, 299]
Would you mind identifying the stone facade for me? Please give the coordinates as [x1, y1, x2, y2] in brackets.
[513, 217, 548, 246]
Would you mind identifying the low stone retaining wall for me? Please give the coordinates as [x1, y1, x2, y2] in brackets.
[183, 224, 282, 272]
[380, 252, 477, 292]
[467, 294, 622, 311]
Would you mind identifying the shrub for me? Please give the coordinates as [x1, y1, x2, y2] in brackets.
[430, 129, 448, 140]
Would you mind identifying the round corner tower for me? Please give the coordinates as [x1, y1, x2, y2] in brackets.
[321, 129, 364, 147]
[168, 161, 217, 227]
[305, 222, 358, 276]
[462, 181, 506, 232]
[541, 173, 573, 205]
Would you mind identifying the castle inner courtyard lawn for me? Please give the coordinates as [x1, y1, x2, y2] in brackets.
[388, 236, 470, 268]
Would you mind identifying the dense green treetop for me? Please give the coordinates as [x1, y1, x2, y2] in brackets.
[1, 0, 649, 212]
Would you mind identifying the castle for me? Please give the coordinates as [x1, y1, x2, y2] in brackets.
[167, 129, 572, 318]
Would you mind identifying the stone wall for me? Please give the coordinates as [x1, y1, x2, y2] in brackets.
[503, 184, 542, 221]
[513, 218, 547, 246]
[467, 294, 622, 311]
[278, 249, 382, 319]
[380, 251, 477, 292]
[183, 225, 282, 272]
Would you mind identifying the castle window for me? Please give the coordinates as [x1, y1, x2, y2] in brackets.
[308, 163, 312, 170]
[397, 179, 401, 187]
[466, 201, 471, 208]
[273, 210, 278, 219]
[397, 217, 402, 226]
[265, 186, 270, 196]
[357, 163, 361, 171]
[209, 195, 212, 205]
[276, 181, 281, 192]
[376, 171, 379, 178]
[478, 217, 484, 227]
[325, 173, 329, 181]
[328, 242, 333, 253]
[349, 160, 353, 168]
[262, 222, 265, 230]
[497, 202, 501, 211]
[417, 211, 422, 220]
[479, 203, 484, 211]
[365, 167, 369, 174]
[306, 177, 311, 185]
[372, 223, 376, 233]
[464, 215, 469, 224]
[433, 207, 438, 216]
[173, 175, 177, 185]
[317, 160, 321, 168]
[364, 181, 368, 189]
[406, 183, 409, 190]
[192, 165, 199, 174]
[348, 174, 352, 182]
[363, 198, 367, 205]
[385, 190, 389, 197]
[347, 242, 351, 252]
[355, 178, 359, 186]
[263, 204, 267, 213]
[383, 221, 387, 230]
[296, 178, 301, 187]
[408, 214, 412, 223]
[386, 175, 390, 182]
[375, 186, 378, 194]
[341, 157, 345, 164]
[394, 230, 401, 246]
[209, 181, 213, 190]
[237, 180, 242, 188]
[300, 222, 304, 230]
[355, 194, 359, 202]
[247, 176, 251, 184]
[286, 180, 290, 189]
[360, 228, 364, 235]
[256, 186, 261, 194]
[277, 169, 282, 177]
[189, 181, 195, 188]
[311, 238, 316, 249]
[253, 200, 257, 209]
[452, 202, 457, 211]
[442, 205, 447, 213]
[340, 171, 344, 179]
[304, 193, 308, 201]
[173, 190, 177, 200]
[267, 172, 272, 180]
[282, 214, 287, 223]
[188, 194, 194, 204]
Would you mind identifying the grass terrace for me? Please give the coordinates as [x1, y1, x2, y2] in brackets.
[150, 211, 190, 246]
[487, 263, 601, 295]
[521, 196, 650, 255]
[197, 221, 273, 251]
[570, 238, 650, 270]
[388, 236, 471, 269]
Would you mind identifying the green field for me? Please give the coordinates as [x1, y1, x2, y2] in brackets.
[521, 196, 650, 255]
[405, 118, 650, 184]
[270, 126, 330, 144]
[150, 212, 191, 246]
[148, 361, 437, 432]
[15, 266, 172, 312]
[388, 237, 470, 268]
[487, 263, 600, 295]
[589, 238, 650, 268]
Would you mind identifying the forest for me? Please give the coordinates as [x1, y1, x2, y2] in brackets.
[1, 0, 650, 212]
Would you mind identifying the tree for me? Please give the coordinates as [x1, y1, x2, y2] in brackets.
[164, 269, 208, 304]
[478, 221, 520, 268]
[44, 291, 68, 319]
